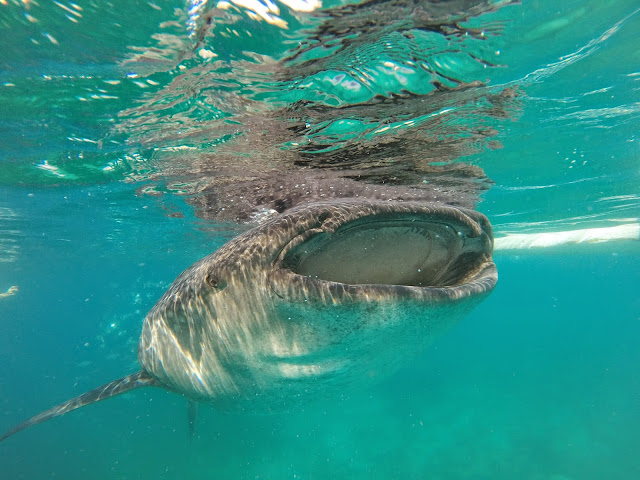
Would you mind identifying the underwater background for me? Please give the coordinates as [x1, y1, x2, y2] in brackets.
[1, 0, 639, 478]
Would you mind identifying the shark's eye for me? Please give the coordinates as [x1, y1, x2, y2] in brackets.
[205, 273, 226, 290]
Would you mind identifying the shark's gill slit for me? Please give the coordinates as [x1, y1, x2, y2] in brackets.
[281, 215, 475, 287]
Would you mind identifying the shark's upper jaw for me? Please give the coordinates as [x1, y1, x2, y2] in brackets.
[269, 201, 496, 302]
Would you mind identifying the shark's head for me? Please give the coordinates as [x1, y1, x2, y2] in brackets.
[139, 201, 497, 409]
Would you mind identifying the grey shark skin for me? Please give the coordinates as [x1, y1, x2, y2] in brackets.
[0, 200, 497, 442]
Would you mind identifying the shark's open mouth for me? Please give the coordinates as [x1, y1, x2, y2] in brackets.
[281, 217, 484, 287]
[271, 202, 496, 300]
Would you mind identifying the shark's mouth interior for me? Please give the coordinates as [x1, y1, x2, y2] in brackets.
[280, 214, 491, 287]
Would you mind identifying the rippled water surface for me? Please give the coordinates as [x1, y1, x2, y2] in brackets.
[1, 0, 639, 478]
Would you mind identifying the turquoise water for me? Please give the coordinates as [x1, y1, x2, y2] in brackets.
[1, 0, 639, 478]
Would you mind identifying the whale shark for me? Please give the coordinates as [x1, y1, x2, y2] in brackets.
[0, 0, 515, 445]
[0, 200, 496, 442]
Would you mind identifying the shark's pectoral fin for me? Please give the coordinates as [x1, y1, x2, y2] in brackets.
[187, 399, 199, 438]
[0, 371, 157, 443]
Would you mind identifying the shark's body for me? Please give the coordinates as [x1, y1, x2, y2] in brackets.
[1, 200, 496, 442]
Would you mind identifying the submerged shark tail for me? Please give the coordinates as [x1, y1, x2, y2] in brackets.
[0, 371, 157, 443]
